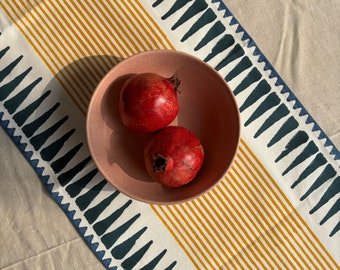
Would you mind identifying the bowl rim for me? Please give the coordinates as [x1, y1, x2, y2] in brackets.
[86, 49, 241, 204]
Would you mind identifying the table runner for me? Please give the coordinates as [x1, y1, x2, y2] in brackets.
[0, 1, 339, 269]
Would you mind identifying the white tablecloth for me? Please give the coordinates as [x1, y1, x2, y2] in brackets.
[1, 1, 339, 269]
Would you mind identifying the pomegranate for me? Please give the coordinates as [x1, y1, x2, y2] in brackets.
[144, 126, 204, 188]
[118, 72, 180, 133]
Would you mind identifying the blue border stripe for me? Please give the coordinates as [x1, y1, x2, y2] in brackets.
[213, 0, 339, 160]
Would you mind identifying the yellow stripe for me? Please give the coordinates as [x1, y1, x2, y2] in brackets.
[181, 186, 254, 268]
[88, 2, 133, 56]
[63, 1, 121, 63]
[0, 2, 51, 70]
[149, 204, 201, 269]
[232, 159, 308, 268]
[9, 1, 61, 72]
[5, 1, 90, 114]
[241, 139, 338, 268]
[157, 205, 207, 269]
[178, 203, 223, 266]
[196, 196, 244, 269]
[27, 1, 95, 100]
[239, 140, 336, 268]
[23, 1, 92, 109]
[113, 2, 154, 50]
[236, 145, 333, 269]
[93, 1, 140, 54]
[218, 177, 283, 269]
[234, 155, 316, 268]
[105, 2, 148, 52]
[189, 199, 240, 267]
[133, 0, 175, 49]
[151, 139, 338, 268]
[1, 1, 88, 115]
[1, 1, 175, 115]
[227, 168, 299, 268]
[18, 2, 67, 70]
[207, 190, 261, 269]
[173, 204, 218, 268]
[239, 140, 332, 267]
[52, 0, 112, 82]
[48, 1, 109, 78]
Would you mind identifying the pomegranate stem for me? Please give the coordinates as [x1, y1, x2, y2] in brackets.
[168, 74, 181, 92]
[153, 154, 167, 173]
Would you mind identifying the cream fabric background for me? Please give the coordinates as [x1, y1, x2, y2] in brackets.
[226, 0, 340, 147]
[1, 1, 339, 269]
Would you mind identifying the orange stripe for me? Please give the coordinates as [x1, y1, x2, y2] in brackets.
[240, 139, 337, 268]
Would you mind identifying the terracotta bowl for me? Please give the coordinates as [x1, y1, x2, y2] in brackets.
[86, 50, 240, 204]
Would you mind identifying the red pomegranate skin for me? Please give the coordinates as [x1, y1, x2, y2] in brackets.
[118, 73, 180, 133]
[144, 126, 204, 188]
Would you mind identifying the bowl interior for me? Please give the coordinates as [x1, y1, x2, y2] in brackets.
[87, 50, 240, 204]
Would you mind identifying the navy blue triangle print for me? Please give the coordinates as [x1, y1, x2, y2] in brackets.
[0, 33, 178, 269]
[152, 0, 340, 238]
